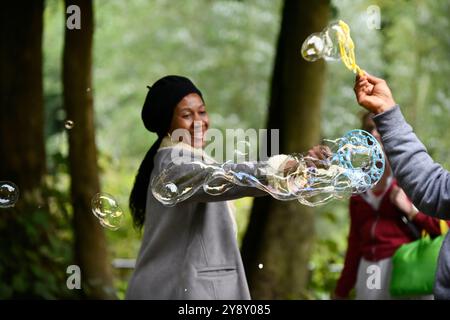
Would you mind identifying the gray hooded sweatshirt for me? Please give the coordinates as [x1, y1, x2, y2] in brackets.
[374, 105, 450, 300]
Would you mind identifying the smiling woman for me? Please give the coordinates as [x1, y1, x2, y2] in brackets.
[126, 75, 270, 300]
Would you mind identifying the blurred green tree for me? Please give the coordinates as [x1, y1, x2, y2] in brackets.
[63, 0, 116, 299]
[0, 1, 68, 299]
[241, 0, 330, 299]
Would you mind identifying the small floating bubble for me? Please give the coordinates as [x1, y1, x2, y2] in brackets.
[91, 193, 124, 231]
[0, 181, 19, 208]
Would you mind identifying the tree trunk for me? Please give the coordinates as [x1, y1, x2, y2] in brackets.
[0, 1, 49, 298]
[0, 1, 45, 190]
[63, 0, 116, 299]
[241, 0, 330, 299]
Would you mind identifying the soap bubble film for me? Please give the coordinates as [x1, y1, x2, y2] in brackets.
[65, 120, 74, 130]
[0, 181, 19, 208]
[301, 22, 345, 62]
[301, 20, 363, 75]
[152, 130, 384, 207]
[91, 193, 124, 230]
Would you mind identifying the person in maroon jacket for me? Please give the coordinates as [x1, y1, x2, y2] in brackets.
[333, 112, 447, 299]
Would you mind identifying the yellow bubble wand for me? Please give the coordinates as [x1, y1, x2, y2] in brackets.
[336, 20, 364, 76]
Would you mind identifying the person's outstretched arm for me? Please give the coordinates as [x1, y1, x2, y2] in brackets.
[354, 73, 450, 219]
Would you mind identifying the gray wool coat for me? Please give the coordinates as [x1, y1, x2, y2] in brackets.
[125, 140, 269, 300]
[374, 105, 450, 300]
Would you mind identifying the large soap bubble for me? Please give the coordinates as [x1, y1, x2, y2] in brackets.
[152, 130, 384, 207]
[301, 20, 363, 75]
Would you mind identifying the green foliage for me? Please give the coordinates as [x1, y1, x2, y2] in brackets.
[380, 0, 450, 166]
[308, 201, 349, 299]
[0, 178, 76, 299]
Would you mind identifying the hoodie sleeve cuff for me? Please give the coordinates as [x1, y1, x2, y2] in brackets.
[372, 105, 411, 140]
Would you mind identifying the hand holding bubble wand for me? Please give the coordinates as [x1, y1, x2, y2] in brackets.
[301, 20, 364, 76]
